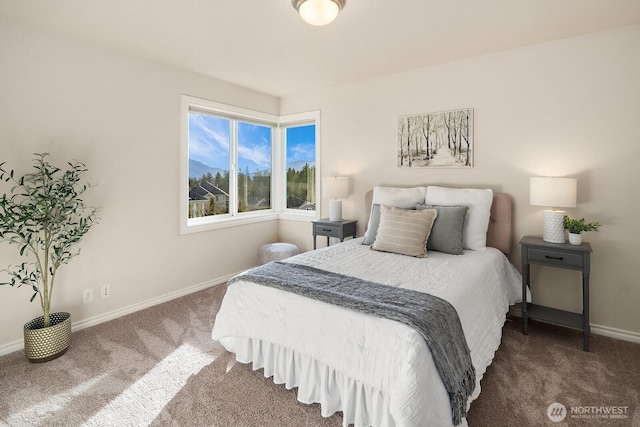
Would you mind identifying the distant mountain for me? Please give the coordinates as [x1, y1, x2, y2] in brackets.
[190, 158, 313, 178]
[189, 159, 225, 179]
[287, 160, 315, 171]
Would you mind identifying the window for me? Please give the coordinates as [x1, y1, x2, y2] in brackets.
[187, 111, 273, 217]
[236, 121, 273, 213]
[187, 112, 231, 217]
[284, 124, 316, 211]
[181, 96, 319, 233]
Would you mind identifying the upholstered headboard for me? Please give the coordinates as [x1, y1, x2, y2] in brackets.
[363, 189, 513, 254]
[486, 193, 513, 255]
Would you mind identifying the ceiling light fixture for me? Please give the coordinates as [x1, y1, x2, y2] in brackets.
[292, 0, 346, 26]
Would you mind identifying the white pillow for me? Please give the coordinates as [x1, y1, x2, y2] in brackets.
[371, 186, 428, 208]
[424, 186, 493, 251]
[362, 186, 428, 245]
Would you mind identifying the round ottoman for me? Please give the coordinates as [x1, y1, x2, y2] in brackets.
[257, 242, 300, 265]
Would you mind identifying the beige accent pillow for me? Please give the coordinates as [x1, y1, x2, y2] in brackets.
[371, 206, 437, 257]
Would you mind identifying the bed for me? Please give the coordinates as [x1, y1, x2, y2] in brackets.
[212, 186, 523, 427]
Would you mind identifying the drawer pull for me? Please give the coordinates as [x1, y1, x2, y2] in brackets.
[322, 228, 333, 232]
[545, 255, 564, 261]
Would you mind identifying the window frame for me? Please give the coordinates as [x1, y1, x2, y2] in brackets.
[277, 111, 321, 222]
[180, 96, 320, 234]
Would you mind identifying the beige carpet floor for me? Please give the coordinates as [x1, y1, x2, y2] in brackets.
[0, 284, 638, 426]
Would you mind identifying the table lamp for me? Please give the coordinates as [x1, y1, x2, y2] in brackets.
[323, 176, 349, 221]
[530, 177, 577, 243]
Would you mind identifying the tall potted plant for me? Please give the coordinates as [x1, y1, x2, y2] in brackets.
[0, 153, 99, 362]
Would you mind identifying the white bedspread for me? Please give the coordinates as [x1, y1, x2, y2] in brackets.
[212, 238, 522, 427]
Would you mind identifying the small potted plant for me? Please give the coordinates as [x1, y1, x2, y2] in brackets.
[563, 216, 600, 245]
[0, 153, 99, 362]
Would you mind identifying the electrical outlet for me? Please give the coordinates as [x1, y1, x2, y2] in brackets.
[83, 289, 93, 304]
[100, 284, 111, 299]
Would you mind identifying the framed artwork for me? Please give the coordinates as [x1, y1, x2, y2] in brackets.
[397, 108, 473, 168]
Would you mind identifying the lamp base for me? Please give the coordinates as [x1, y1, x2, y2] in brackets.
[329, 200, 342, 222]
[543, 210, 566, 243]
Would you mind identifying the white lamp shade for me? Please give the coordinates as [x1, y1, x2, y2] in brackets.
[298, 0, 340, 26]
[530, 177, 577, 208]
[323, 176, 349, 200]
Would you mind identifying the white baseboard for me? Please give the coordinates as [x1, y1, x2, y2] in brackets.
[508, 306, 640, 344]
[0, 272, 239, 357]
[590, 323, 640, 344]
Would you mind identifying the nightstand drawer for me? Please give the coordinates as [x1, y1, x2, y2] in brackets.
[528, 248, 583, 269]
[314, 223, 341, 238]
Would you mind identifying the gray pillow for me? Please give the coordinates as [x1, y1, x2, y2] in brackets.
[416, 203, 468, 255]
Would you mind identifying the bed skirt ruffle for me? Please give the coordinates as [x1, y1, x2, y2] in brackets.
[220, 336, 396, 427]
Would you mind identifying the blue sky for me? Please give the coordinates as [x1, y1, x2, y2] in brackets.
[189, 112, 314, 173]
[286, 124, 315, 167]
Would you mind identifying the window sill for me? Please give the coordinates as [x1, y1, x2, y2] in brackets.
[181, 209, 318, 234]
[182, 211, 280, 234]
[278, 211, 317, 222]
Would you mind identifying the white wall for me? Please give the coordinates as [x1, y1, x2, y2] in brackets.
[0, 22, 280, 350]
[281, 25, 640, 336]
[1, 19, 638, 352]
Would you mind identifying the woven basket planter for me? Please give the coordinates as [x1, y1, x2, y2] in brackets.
[23, 312, 71, 363]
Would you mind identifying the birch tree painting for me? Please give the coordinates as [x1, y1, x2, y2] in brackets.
[397, 108, 473, 168]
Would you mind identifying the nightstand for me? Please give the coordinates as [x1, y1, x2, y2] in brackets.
[520, 236, 593, 351]
[312, 219, 357, 249]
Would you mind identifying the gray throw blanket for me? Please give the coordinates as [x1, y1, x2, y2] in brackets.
[228, 261, 475, 426]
